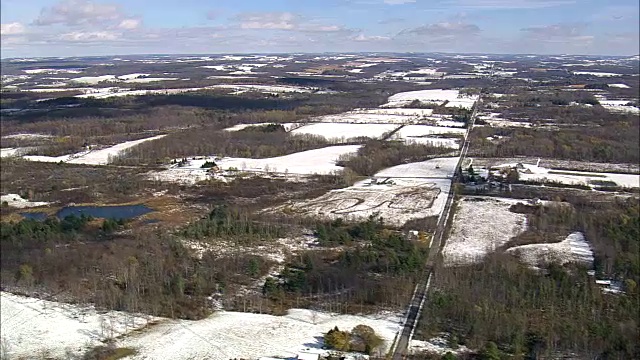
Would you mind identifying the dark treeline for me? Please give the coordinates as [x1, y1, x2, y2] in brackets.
[469, 125, 639, 164]
[416, 197, 639, 359]
[338, 140, 454, 176]
[113, 128, 333, 165]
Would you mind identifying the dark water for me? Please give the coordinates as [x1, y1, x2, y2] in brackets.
[21, 204, 153, 220]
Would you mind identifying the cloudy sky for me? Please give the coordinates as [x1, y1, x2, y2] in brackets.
[1, 0, 638, 57]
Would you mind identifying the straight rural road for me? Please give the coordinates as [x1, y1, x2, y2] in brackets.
[391, 98, 481, 359]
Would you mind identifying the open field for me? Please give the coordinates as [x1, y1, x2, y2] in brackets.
[1, 291, 401, 360]
[443, 196, 528, 266]
[274, 157, 458, 227]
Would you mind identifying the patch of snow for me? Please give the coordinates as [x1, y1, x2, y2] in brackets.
[507, 232, 594, 268]
[2, 133, 53, 140]
[608, 83, 630, 89]
[223, 123, 297, 132]
[381, 89, 478, 108]
[410, 334, 471, 355]
[573, 71, 621, 77]
[0, 194, 49, 208]
[69, 75, 117, 84]
[23, 135, 166, 165]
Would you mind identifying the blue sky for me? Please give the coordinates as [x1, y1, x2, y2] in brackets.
[1, 0, 638, 57]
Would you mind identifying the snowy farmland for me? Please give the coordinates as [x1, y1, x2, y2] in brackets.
[1, 291, 402, 360]
[22, 135, 166, 165]
[273, 157, 459, 227]
[216, 145, 361, 175]
[1, 292, 156, 359]
[507, 232, 594, 268]
[150, 145, 361, 183]
[223, 123, 298, 132]
[391, 125, 465, 149]
[492, 161, 640, 188]
[381, 89, 478, 108]
[442, 197, 528, 266]
[120, 309, 402, 359]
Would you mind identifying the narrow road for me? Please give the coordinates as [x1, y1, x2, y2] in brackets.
[391, 98, 480, 359]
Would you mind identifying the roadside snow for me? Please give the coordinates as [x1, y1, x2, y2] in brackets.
[22, 135, 166, 165]
[443, 197, 528, 266]
[0, 194, 49, 208]
[1, 292, 156, 359]
[507, 232, 594, 268]
[120, 308, 402, 360]
[217, 145, 360, 175]
[410, 334, 471, 355]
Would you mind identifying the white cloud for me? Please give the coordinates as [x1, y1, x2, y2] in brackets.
[353, 34, 390, 41]
[34, 0, 124, 26]
[117, 18, 141, 30]
[399, 21, 481, 37]
[58, 31, 120, 41]
[236, 12, 297, 30]
[1, 22, 25, 35]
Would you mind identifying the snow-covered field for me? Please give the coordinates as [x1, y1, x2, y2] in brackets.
[291, 123, 400, 141]
[381, 89, 477, 108]
[507, 232, 594, 268]
[22, 135, 166, 165]
[216, 145, 360, 175]
[492, 161, 640, 188]
[443, 197, 528, 266]
[608, 83, 631, 88]
[0, 147, 30, 158]
[0, 193, 49, 208]
[573, 71, 621, 77]
[223, 123, 298, 132]
[392, 125, 464, 149]
[310, 112, 419, 124]
[1, 291, 401, 360]
[1, 292, 155, 359]
[122, 309, 401, 359]
[274, 157, 458, 227]
[69, 75, 118, 84]
[209, 84, 315, 94]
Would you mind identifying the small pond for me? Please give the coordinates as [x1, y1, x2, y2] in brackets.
[21, 204, 153, 221]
